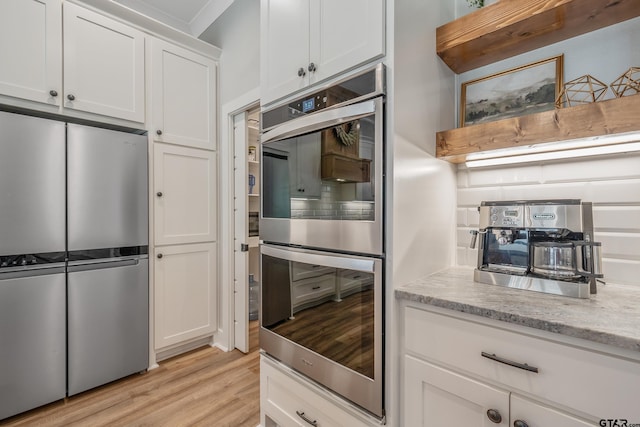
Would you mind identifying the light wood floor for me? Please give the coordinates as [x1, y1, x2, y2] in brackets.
[1, 321, 260, 427]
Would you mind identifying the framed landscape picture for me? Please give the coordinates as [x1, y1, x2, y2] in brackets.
[460, 55, 564, 127]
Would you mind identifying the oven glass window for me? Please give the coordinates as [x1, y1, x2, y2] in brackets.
[261, 254, 375, 379]
[262, 114, 376, 221]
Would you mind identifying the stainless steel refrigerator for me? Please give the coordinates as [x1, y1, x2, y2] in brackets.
[0, 111, 149, 419]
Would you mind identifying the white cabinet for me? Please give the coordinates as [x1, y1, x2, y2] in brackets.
[289, 134, 321, 198]
[511, 394, 593, 427]
[261, 355, 374, 427]
[405, 355, 509, 426]
[63, 2, 145, 122]
[0, 0, 61, 106]
[154, 143, 217, 246]
[151, 39, 217, 150]
[402, 305, 640, 425]
[260, 0, 385, 104]
[154, 243, 217, 349]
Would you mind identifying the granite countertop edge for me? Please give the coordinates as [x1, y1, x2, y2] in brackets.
[395, 268, 640, 354]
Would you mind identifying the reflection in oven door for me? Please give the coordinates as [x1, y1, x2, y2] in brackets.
[260, 244, 383, 417]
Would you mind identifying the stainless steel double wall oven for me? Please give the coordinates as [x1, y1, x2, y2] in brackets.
[259, 64, 386, 418]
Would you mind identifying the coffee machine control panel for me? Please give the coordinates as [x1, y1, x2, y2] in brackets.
[480, 205, 524, 227]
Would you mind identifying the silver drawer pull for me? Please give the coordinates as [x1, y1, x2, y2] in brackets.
[296, 410, 318, 426]
[481, 351, 539, 373]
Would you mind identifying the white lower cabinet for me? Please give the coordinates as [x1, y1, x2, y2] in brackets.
[261, 355, 374, 427]
[405, 355, 509, 426]
[154, 243, 217, 349]
[403, 305, 640, 426]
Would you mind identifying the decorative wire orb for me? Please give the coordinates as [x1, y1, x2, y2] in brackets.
[555, 75, 608, 108]
[610, 67, 640, 98]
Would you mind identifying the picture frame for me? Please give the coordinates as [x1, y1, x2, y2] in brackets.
[460, 55, 564, 127]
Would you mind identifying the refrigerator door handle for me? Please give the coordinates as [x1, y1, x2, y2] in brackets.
[0, 265, 66, 280]
[67, 257, 145, 272]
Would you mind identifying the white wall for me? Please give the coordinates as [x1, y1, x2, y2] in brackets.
[389, 0, 457, 288]
[199, 0, 260, 106]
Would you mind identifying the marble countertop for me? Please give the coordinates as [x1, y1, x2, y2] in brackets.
[395, 267, 640, 353]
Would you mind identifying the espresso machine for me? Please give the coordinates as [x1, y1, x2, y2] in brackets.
[470, 200, 603, 298]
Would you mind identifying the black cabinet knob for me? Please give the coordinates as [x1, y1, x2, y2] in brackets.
[297, 67, 306, 77]
[487, 409, 502, 424]
[514, 420, 529, 427]
[49, 90, 58, 97]
[308, 62, 316, 72]
[156, 191, 163, 197]
[67, 94, 75, 101]
[157, 253, 163, 259]
[156, 129, 163, 135]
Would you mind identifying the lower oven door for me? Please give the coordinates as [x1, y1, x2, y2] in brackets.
[260, 243, 384, 418]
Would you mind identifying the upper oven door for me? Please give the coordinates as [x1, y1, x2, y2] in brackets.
[261, 97, 384, 255]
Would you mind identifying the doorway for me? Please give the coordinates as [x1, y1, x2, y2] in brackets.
[232, 104, 261, 353]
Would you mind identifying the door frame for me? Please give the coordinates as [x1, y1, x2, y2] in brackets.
[215, 87, 259, 352]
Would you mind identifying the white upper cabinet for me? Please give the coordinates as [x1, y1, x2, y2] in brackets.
[261, 0, 384, 105]
[0, 0, 62, 106]
[310, 0, 384, 84]
[151, 39, 217, 150]
[63, 2, 145, 123]
[260, 0, 310, 106]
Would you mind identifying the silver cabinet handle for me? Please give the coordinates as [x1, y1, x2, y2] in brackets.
[514, 420, 529, 427]
[297, 67, 306, 77]
[481, 352, 539, 373]
[308, 62, 316, 72]
[67, 94, 75, 101]
[49, 90, 58, 97]
[487, 409, 502, 424]
[296, 411, 318, 427]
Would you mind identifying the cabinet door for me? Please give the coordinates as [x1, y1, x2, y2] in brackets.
[0, 0, 61, 106]
[309, 0, 384, 85]
[404, 355, 509, 426]
[289, 134, 321, 198]
[260, 0, 310, 105]
[152, 39, 217, 150]
[154, 243, 217, 349]
[511, 395, 594, 427]
[154, 144, 217, 245]
[63, 3, 145, 122]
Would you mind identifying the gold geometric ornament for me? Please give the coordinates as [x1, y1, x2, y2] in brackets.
[610, 66, 640, 98]
[555, 75, 608, 108]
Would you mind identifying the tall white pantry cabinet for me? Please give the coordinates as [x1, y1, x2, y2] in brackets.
[151, 40, 218, 353]
[0, 0, 220, 360]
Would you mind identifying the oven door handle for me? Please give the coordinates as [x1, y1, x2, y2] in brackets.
[261, 245, 376, 273]
[261, 99, 378, 144]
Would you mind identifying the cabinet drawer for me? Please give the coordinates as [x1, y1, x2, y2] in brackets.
[261, 356, 370, 427]
[292, 274, 335, 309]
[291, 261, 335, 282]
[336, 269, 373, 299]
[405, 306, 640, 420]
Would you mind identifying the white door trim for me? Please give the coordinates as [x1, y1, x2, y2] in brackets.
[214, 87, 260, 352]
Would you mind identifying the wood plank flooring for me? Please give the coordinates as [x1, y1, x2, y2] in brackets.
[1, 321, 260, 427]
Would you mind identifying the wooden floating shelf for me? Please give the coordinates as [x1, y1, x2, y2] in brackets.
[436, 94, 640, 163]
[436, 0, 640, 74]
